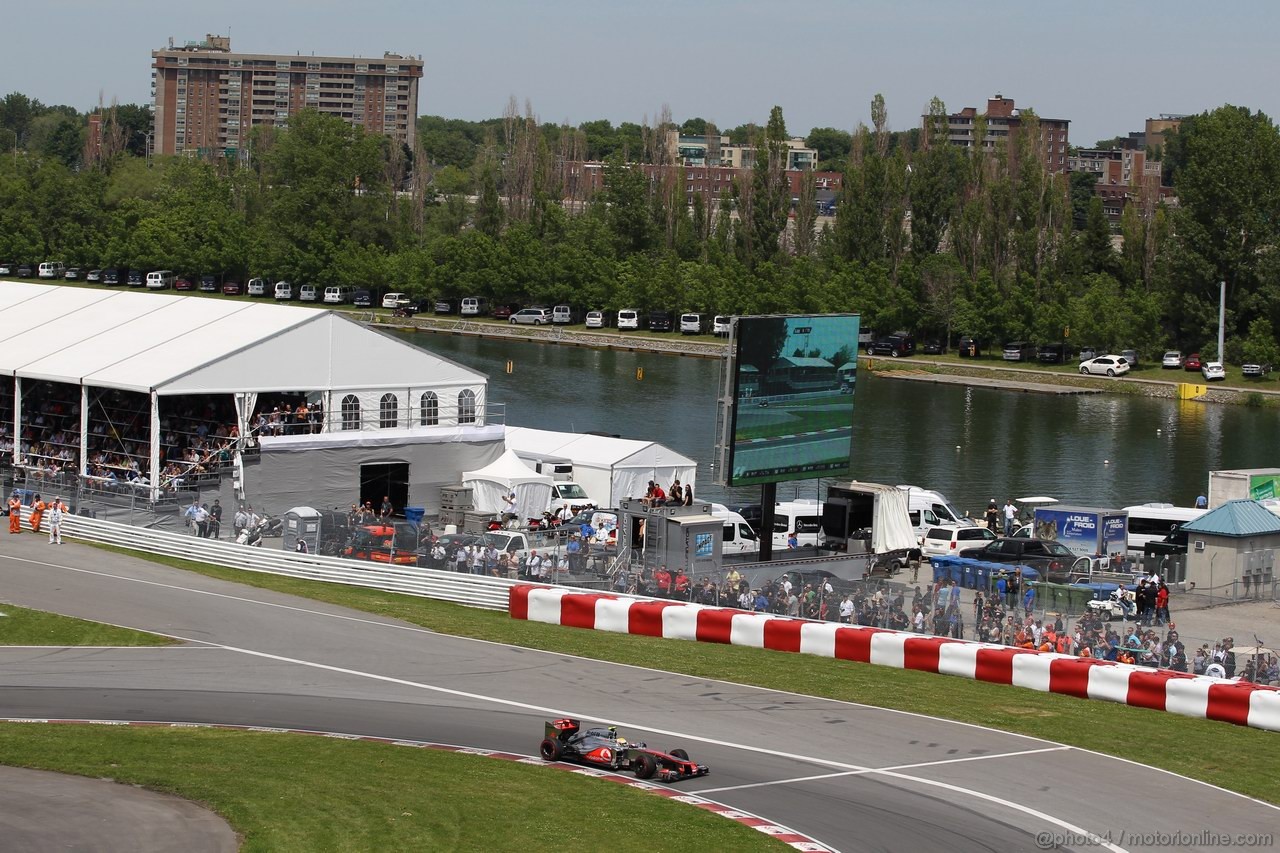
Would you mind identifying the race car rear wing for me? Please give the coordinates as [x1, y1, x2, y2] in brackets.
[545, 717, 581, 741]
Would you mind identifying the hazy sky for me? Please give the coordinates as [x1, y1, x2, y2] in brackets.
[6, 0, 1277, 146]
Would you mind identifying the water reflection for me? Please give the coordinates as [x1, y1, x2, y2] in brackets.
[393, 331, 1271, 514]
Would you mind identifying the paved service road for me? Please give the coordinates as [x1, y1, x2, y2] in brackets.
[0, 537, 1276, 852]
[0, 765, 237, 853]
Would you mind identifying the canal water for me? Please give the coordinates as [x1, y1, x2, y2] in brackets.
[394, 331, 1274, 517]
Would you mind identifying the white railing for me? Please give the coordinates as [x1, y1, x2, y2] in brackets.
[32, 510, 518, 611]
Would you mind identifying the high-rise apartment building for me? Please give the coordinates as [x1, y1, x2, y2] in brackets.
[151, 34, 422, 157]
[928, 95, 1071, 173]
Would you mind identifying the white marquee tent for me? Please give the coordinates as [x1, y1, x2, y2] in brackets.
[462, 449, 554, 519]
[504, 426, 697, 507]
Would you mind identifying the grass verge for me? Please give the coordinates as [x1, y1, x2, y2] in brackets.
[0, 725, 782, 852]
[88, 544, 1280, 806]
[0, 602, 173, 646]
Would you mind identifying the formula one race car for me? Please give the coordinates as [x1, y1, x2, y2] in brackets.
[539, 718, 709, 782]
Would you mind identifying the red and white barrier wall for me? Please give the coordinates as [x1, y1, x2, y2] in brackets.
[510, 586, 1280, 732]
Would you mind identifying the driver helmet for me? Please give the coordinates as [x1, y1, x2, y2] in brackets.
[616, 737, 627, 746]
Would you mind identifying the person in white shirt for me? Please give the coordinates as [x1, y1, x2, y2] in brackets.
[47, 498, 66, 545]
[1003, 499, 1018, 536]
[839, 595, 854, 624]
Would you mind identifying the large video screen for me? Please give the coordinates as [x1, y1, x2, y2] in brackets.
[723, 314, 860, 487]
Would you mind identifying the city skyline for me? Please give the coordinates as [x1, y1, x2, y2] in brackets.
[5, 0, 1278, 148]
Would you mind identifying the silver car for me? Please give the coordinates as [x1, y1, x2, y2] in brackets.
[509, 307, 552, 325]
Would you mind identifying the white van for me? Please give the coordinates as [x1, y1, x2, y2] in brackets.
[617, 309, 640, 330]
[273, 280, 293, 301]
[382, 292, 411, 309]
[323, 286, 353, 304]
[298, 284, 319, 302]
[247, 278, 267, 297]
[552, 305, 578, 325]
[711, 504, 759, 555]
[770, 499, 825, 550]
[145, 270, 175, 290]
[680, 313, 703, 335]
[712, 315, 732, 337]
[460, 297, 488, 316]
[898, 485, 973, 534]
[549, 481, 595, 515]
[38, 262, 67, 279]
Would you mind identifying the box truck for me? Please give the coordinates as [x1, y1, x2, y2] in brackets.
[1207, 468, 1280, 508]
[1031, 505, 1128, 559]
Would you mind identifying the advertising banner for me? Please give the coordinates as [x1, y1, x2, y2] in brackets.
[1249, 474, 1280, 501]
[1101, 513, 1129, 557]
[1034, 508, 1104, 558]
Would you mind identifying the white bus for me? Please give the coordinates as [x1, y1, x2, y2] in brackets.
[1122, 503, 1205, 554]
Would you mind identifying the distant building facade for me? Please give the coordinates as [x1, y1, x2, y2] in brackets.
[929, 94, 1071, 173]
[151, 34, 422, 158]
[667, 130, 818, 172]
[1068, 147, 1165, 224]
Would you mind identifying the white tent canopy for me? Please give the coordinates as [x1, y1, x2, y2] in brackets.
[504, 426, 697, 507]
[0, 281, 483, 394]
[462, 449, 555, 519]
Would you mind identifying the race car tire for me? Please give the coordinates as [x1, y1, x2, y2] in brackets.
[539, 737, 563, 761]
[633, 753, 657, 779]
[669, 749, 690, 761]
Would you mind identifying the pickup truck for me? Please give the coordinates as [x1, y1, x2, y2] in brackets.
[1143, 527, 1188, 557]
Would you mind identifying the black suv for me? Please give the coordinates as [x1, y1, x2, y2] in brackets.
[867, 333, 916, 358]
[647, 310, 674, 332]
[1143, 527, 1189, 557]
[958, 538, 1084, 584]
[1037, 343, 1071, 364]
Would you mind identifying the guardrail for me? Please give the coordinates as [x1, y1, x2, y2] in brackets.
[29, 509, 518, 611]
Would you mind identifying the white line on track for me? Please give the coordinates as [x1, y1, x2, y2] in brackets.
[695, 746, 1071, 794]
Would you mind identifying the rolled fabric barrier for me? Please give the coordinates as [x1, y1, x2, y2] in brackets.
[508, 585, 1280, 731]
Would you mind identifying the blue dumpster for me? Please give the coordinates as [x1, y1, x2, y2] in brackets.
[404, 506, 425, 526]
[960, 560, 976, 589]
[930, 556, 957, 584]
[973, 562, 991, 593]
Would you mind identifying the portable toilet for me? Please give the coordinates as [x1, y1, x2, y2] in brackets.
[283, 506, 322, 553]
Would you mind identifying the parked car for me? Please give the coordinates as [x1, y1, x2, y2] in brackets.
[679, 313, 703, 335]
[16, 264, 34, 277]
[38, 261, 66, 279]
[63, 267, 81, 280]
[1037, 343, 1071, 364]
[617, 309, 640, 330]
[1161, 351, 1184, 369]
[1202, 361, 1226, 381]
[461, 296, 489, 316]
[1242, 362, 1272, 378]
[126, 270, 144, 287]
[323, 286, 354, 304]
[0, 262, 14, 275]
[510, 307, 552, 325]
[199, 275, 219, 293]
[173, 277, 195, 291]
[922, 340, 946, 356]
[585, 310, 613, 329]
[868, 333, 916, 357]
[920, 524, 997, 558]
[1184, 353, 1202, 371]
[492, 304, 515, 320]
[273, 280, 293, 301]
[1120, 349, 1139, 368]
[433, 298, 456, 314]
[957, 335, 982, 358]
[1079, 355, 1131, 377]
[1002, 341, 1037, 362]
[553, 304, 581, 325]
[957, 537, 1082, 584]
[382, 292, 411, 309]
[648, 310, 675, 332]
[712, 315, 732, 337]
[299, 284, 320, 302]
[1077, 346, 1098, 362]
[86, 269, 102, 282]
[222, 280, 243, 296]
[247, 277, 268, 297]
[102, 268, 121, 285]
[352, 289, 373, 307]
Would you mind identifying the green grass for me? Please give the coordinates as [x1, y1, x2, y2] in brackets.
[0, 602, 173, 646]
[89, 544, 1280, 805]
[0, 725, 782, 852]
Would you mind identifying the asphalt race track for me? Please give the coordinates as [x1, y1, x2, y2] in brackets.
[1, 536, 1276, 852]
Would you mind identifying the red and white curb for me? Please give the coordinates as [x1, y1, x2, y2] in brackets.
[0, 718, 834, 852]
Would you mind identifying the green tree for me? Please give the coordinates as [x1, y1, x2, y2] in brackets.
[1081, 196, 1115, 276]
[805, 127, 852, 170]
[1241, 317, 1280, 367]
[474, 164, 503, 238]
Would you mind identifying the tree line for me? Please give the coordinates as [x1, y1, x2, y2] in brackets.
[1, 90, 1278, 365]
